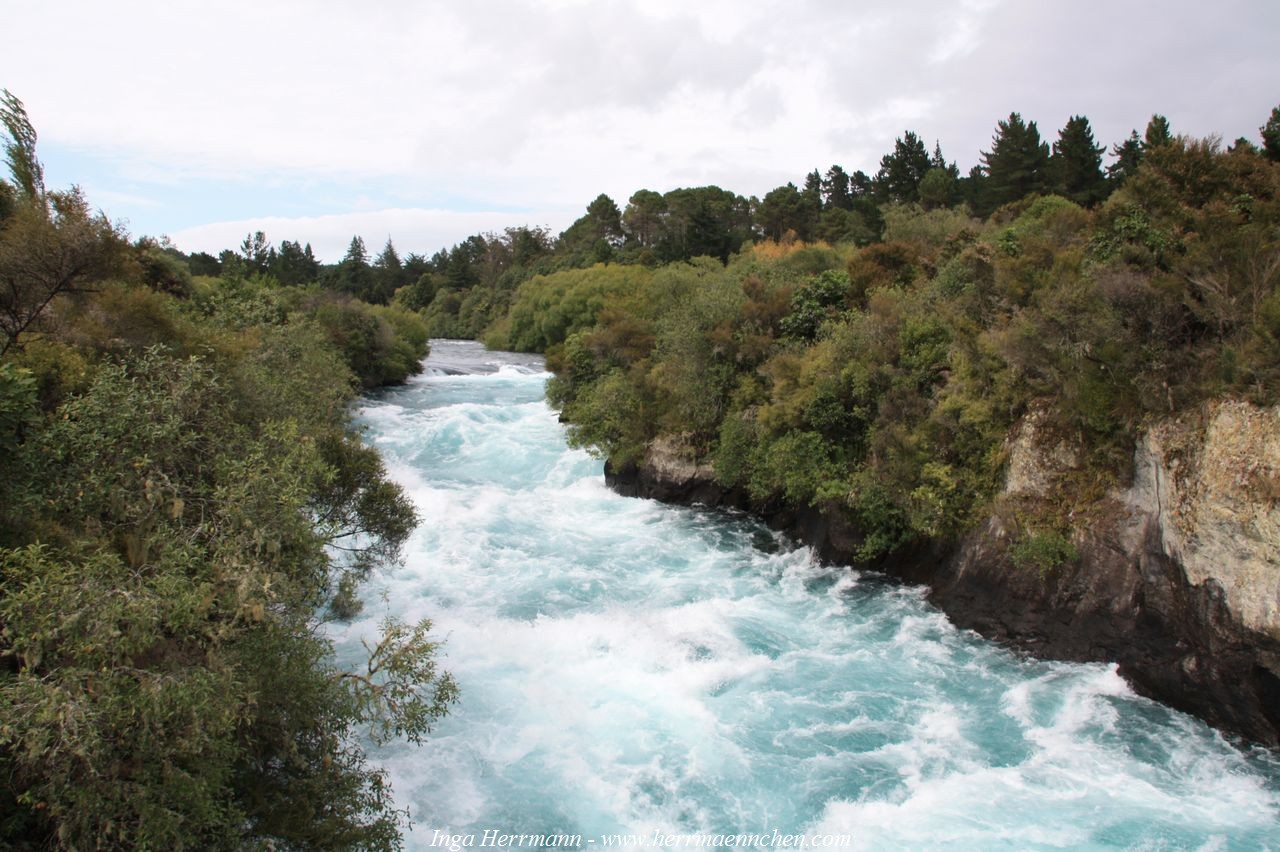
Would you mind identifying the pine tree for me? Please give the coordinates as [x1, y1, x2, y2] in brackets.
[877, 131, 931, 202]
[1143, 114, 1173, 150]
[1050, 115, 1107, 206]
[821, 165, 853, 210]
[980, 112, 1050, 212]
[1107, 130, 1144, 188]
[371, 238, 404, 304]
[1261, 104, 1280, 162]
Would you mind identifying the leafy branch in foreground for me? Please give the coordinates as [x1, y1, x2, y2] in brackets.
[341, 618, 460, 746]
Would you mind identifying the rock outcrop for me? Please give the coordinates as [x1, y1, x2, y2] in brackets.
[605, 403, 1280, 746]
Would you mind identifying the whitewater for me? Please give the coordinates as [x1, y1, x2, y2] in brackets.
[335, 340, 1280, 849]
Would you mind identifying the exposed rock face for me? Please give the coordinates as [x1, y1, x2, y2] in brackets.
[604, 403, 1280, 746]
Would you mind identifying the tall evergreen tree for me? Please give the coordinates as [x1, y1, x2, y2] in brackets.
[1261, 104, 1280, 162]
[1107, 130, 1144, 188]
[1050, 115, 1107, 206]
[370, 238, 405, 304]
[239, 230, 270, 274]
[821, 165, 853, 210]
[1144, 114, 1173, 150]
[849, 170, 874, 197]
[270, 239, 320, 285]
[334, 235, 375, 301]
[919, 142, 961, 209]
[802, 169, 823, 215]
[979, 112, 1050, 213]
[877, 131, 931, 202]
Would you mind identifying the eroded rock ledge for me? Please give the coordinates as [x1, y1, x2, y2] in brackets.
[604, 404, 1280, 746]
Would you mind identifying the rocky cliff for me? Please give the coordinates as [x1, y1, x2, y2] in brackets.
[605, 402, 1280, 746]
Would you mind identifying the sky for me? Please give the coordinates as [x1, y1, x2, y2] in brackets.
[3, 0, 1278, 262]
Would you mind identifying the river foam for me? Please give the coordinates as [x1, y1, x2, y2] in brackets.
[333, 340, 1280, 849]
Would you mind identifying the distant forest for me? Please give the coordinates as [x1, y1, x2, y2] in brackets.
[170, 108, 1277, 344]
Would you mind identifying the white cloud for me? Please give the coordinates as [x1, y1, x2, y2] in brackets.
[5, 0, 1280, 246]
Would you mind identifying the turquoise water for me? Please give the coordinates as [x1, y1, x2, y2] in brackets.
[337, 340, 1280, 850]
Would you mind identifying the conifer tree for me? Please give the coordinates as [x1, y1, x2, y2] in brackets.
[372, 238, 404, 304]
[1050, 115, 1107, 206]
[821, 165, 853, 210]
[1107, 130, 1144, 188]
[1261, 104, 1280, 162]
[1144, 114, 1173, 150]
[877, 131, 931, 203]
[980, 112, 1050, 212]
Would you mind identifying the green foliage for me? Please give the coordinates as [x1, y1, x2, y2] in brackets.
[540, 130, 1280, 576]
[0, 89, 44, 199]
[758, 183, 818, 242]
[311, 297, 429, 388]
[1144, 114, 1173, 150]
[1011, 529, 1078, 574]
[880, 202, 979, 253]
[500, 264, 653, 352]
[877, 131, 932, 203]
[0, 187, 129, 356]
[1107, 130, 1144, 188]
[0, 104, 453, 848]
[1050, 115, 1108, 207]
[1263, 104, 1280, 162]
[0, 342, 451, 847]
[779, 270, 851, 340]
[980, 112, 1051, 214]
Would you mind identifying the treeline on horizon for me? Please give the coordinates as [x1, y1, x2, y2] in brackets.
[170, 108, 1268, 343]
[164, 105, 1280, 564]
[160, 103, 1280, 574]
[0, 90, 456, 848]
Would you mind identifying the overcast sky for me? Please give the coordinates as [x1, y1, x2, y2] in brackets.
[4, 0, 1278, 261]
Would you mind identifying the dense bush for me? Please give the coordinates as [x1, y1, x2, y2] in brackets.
[546, 139, 1280, 563]
[0, 110, 451, 845]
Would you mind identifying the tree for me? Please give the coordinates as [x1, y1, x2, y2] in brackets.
[757, 183, 813, 241]
[0, 188, 127, 356]
[1050, 115, 1107, 206]
[980, 112, 1050, 212]
[919, 168, 957, 210]
[239, 230, 270, 274]
[822, 165, 853, 210]
[849, 169, 874, 197]
[1261, 104, 1280, 162]
[560, 193, 625, 262]
[0, 89, 44, 200]
[1107, 130, 1144, 187]
[623, 189, 667, 248]
[371, 238, 405, 304]
[331, 235, 376, 302]
[1144, 114, 1173, 150]
[187, 250, 222, 277]
[269, 239, 320, 285]
[802, 169, 824, 209]
[877, 131, 931, 203]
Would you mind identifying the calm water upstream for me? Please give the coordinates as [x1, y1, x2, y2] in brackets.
[335, 340, 1280, 850]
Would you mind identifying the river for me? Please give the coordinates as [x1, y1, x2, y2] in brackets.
[335, 340, 1280, 849]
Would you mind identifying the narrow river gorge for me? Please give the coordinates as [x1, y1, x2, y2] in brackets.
[334, 340, 1280, 849]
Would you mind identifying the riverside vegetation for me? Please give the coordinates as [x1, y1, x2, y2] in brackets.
[0, 92, 456, 848]
[3, 85, 1280, 844]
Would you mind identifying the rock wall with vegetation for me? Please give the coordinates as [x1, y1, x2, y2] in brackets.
[557, 131, 1280, 745]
